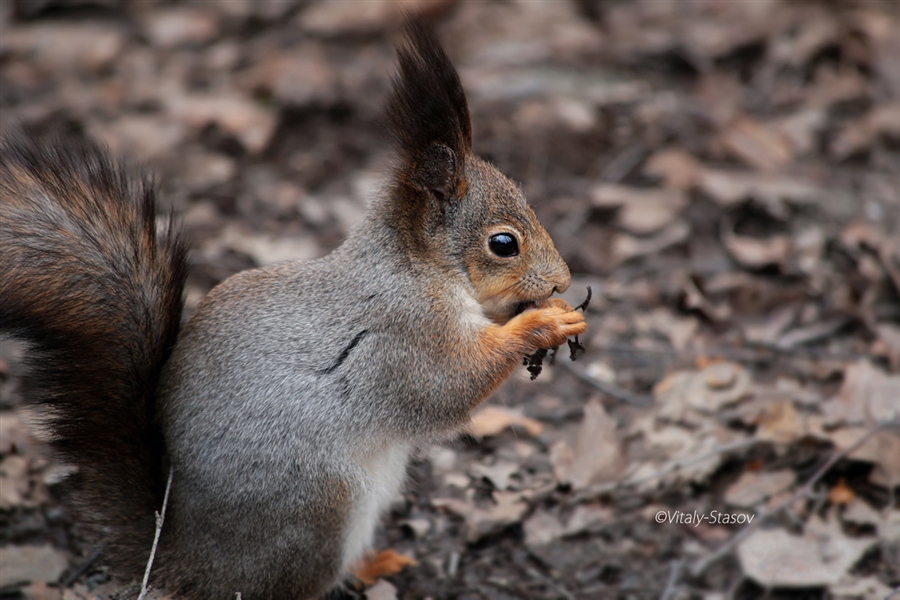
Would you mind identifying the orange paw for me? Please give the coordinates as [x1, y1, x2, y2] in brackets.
[352, 549, 418, 585]
[506, 301, 586, 351]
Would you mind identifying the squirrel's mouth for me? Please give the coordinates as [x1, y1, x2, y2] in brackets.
[484, 299, 542, 325]
[511, 301, 538, 317]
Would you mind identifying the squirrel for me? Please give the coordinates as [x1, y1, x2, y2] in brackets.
[0, 20, 586, 600]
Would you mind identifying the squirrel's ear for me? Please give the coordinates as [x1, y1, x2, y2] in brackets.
[387, 18, 472, 201]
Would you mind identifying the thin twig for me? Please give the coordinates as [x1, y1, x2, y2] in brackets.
[689, 420, 899, 577]
[557, 358, 653, 407]
[60, 549, 101, 587]
[524, 567, 576, 600]
[138, 468, 174, 600]
[659, 558, 685, 600]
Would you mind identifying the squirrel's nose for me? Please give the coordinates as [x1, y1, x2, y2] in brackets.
[547, 259, 571, 295]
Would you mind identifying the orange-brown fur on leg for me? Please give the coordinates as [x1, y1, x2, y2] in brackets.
[352, 549, 418, 586]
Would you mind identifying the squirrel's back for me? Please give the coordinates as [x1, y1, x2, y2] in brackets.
[0, 133, 187, 575]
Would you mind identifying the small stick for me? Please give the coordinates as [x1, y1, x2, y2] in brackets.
[60, 549, 101, 587]
[556, 358, 652, 408]
[659, 558, 685, 600]
[138, 468, 174, 600]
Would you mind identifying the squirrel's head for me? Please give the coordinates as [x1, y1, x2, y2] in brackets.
[383, 19, 570, 323]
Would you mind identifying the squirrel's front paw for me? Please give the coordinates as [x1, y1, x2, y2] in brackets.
[506, 300, 586, 352]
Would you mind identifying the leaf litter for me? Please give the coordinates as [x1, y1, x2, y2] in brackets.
[1, 0, 899, 598]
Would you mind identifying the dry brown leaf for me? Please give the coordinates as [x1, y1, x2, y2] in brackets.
[720, 116, 795, 172]
[551, 399, 624, 489]
[612, 219, 690, 265]
[524, 503, 612, 546]
[630, 412, 745, 489]
[433, 491, 529, 542]
[830, 102, 900, 159]
[470, 460, 520, 491]
[21, 581, 63, 600]
[724, 469, 796, 508]
[364, 580, 399, 600]
[771, 108, 827, 156]
[756, 400, 806, 445]
[741, 306, 799, 345]
[143, 7, 220, 49]
[722, 224, 792, 270]
[697, 168, 823, 210]
[737, 516, 875, 587]
[0, 545, 70, 588]
[655, 362, 753, 418]
[836, 361, 900, 423]
[165, 93, 275, 153]
[841, 499, 883, 529]
[829, 576, 895, 600]
[591, 184, 688, 235]
[827, 427, 900, 489]
[634, 308, 699, 352]
[467, 406, 543, 438]
[0, 455, 31, 510]
[871, 323, 900, 371]
[0, 411, 33, 455]
[643, 148, 701, 190]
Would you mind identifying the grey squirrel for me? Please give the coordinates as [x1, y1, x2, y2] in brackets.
[0, 20, 586, 599]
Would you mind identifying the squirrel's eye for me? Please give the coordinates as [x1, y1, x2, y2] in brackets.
[489, 233, 519, 257]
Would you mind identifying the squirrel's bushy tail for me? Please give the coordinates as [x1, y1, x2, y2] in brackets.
[0, 134, 186, 575]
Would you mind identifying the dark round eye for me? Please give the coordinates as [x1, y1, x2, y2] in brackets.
[488, 233, 519, 257]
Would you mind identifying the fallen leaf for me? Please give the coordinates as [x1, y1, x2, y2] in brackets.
[871, 324, 900, 371]
[0, 545, 70, 588]
[591, 184, 688, 235]
[756, 400, 807, 445]
[643, 148, 701, 190]
[841, 499, 883, 529]
[0, 411, 32, 455]
[143, 7, 220, 49]
[0, 455, 31, 509]
[166, 93, 276, 153]
[724, 469, 796, 508]
[433, 491, 529, 542]
[720, 116, 795, 172]
[722, 222, 792, 270]
[835, 361, 900, 424]
[467, 406, 543, 438]
[524, 503, 611, 546]
[364, 580, 398, 600]
[470, 460, 520, 491]
[613, 219, 690, 265]
[551, 399, 624, 489]
[697, 168, 824, 210]
[738, 517, 875, 587]
[655, 363, 753, 418]
[634, 308, 699, 352]
[829, 576, 895, 600]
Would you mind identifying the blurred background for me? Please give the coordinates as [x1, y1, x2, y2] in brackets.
[0, 0, 898, 599]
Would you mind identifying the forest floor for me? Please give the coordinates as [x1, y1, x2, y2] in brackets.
[1, 1, 898, 599]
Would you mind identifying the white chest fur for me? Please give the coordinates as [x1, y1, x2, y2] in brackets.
[341, 441, 410, 571]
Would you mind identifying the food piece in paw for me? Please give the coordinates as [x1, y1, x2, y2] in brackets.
[522, 286, 591, 380]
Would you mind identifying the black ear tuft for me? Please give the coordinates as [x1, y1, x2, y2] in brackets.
[387, 18, 472, 199]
